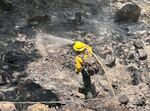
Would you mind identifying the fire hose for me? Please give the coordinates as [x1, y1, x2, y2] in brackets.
[85, 47, 117, 99]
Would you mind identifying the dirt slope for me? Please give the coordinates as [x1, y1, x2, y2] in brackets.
[0, 0, 149, 111]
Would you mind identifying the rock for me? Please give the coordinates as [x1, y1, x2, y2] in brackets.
[27, 103, 49, 111]
[119, 95, 129, 105]
[0, 102, 16, 111]
[138, 49, 147, 60]
[133, 40, 143, 49]
[114, 4, 141, 23]
[104, 55, 116, 67]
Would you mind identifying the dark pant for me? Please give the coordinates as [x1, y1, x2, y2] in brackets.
[80, 68, 93, 99]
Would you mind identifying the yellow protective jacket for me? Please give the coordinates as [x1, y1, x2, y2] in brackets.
[75, 44, 93, 74]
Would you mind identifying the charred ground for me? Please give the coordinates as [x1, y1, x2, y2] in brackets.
[0, 0, 150, 111]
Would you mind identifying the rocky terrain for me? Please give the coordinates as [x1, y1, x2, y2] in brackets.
[0, 0, 149, 111]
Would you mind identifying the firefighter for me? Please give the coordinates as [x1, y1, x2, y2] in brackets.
[73, 41, 99, 99]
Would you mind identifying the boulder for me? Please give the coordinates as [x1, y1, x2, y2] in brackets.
[27, 103, 49, 111]
[0, 102, 16, 111]
[114, 4, 141, 23]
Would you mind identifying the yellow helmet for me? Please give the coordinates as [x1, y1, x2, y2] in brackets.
[73, 41, 85, 52]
